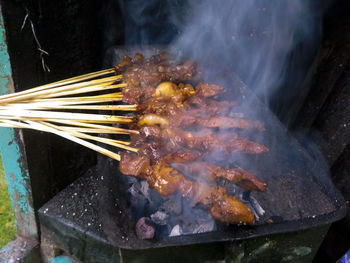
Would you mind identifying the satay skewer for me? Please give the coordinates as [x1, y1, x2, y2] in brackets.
[0, 103, 137, 111]
[43, 119, 139, 134]
[0, 109, 135, 123]
[20, 92, 124, 105]
[29, 120, 122, 161]
[40, 121, 138, 152]
[0, 118, 136, 154]
[36, 104, 137, 111]
[0, 119, 122, 161]
[0, 68, 117, 101]
[0, 75, 123, 104]
[43, 84, 126, 99]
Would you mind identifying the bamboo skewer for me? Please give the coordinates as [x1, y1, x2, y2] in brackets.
[0, 109, 135, 123]
[0, 119, 136, 156]
[0, 68, 117, 101]
[27, 120, 122, 161]
[0, 69, 146, 161]
[19, 93, 124, 106]
[38, 104, 137, 111]
[43, 83, 126, 99]
[41, 121, 138, 152]
[0, 75, 123, 104]
[43, 119, 139, 134]
[0, 104, 136, 111]
[52, 127, 133, 135]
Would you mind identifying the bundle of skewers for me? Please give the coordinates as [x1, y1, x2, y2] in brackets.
[0, 53, 269, 226]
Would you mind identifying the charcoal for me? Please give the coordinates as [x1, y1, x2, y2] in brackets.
[169, 224, 182, 237]
[160, 193, 182, 215]
[182, 206, 216, 234]
[139, 181, 150, 199]
[135, 217, 155, 239]
[249, 196, 266, 217]
[240, 191, 266, 221]
[192, 220, 216, 234]
[150, 211, 168, 225]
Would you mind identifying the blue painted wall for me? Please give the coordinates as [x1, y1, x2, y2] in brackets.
[0, 5, 38, 239]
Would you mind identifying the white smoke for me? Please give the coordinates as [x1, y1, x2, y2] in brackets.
[172, 0, 323, 117]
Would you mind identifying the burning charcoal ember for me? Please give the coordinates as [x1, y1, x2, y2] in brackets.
[169, 224, 182, 237]
[150, 211, 169, 225]
[135, 217, 155, 239]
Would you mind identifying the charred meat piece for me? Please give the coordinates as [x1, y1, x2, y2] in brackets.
[187, 96, 237, 117]
[195, 83, 226, 98]
[138, 112, 265, 131]
[120, 153, 150, 177]
[162, 151, 202, 163]
[138, 126, 268, 155]
[120, 152, 255, 225]
[203, 116, 265, 131]
[138, 141, 165, 162]
[115, 53, 146, 73]
[114, 55, 132, 73]
[122, 86, 156, 105]
[136, 84, 232, 117]
[217, 133, 268, 154]
[116, 53, 197, 104]
[172, 162, 267, 191]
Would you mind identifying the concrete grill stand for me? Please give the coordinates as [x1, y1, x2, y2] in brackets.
[0, 1, 348, 262]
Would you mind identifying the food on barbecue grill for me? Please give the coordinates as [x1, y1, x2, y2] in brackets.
[138, 113, 265, 131]
[172, 162, 267, 191]
[120, 152, 255, 225]
[134, 82, 264, 131]
[115, 53, 197, 104]
[114, 53, 268, 227]
[138, 126, 268, 154]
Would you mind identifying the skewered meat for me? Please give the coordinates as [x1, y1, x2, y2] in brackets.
[138, 126, 268, 154]
[195, 83, 226, 98]
[116, 53, 197, 104]
[172, 162, 267, 191]
[115, 53, 268, 228]
[187, 97, 237, 117]
[138, 112, 265, 131]
[120, 152, 255, 225]
[138, 141, 165, 162]
[162, 151, 202, 163]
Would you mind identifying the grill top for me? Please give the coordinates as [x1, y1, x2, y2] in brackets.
[38, 79, 346, 249]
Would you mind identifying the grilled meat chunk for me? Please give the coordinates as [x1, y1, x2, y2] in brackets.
[120, 152, 255, 225]
[138, 126, 268, 155]
[120, 153, 150, 177]
[116, 53, 197, 104]
[172, 162, 267, 191]
[195, 83, 226, 98]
